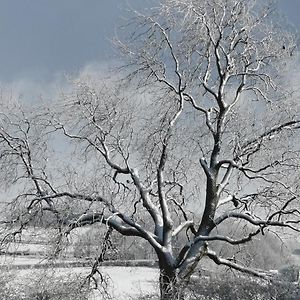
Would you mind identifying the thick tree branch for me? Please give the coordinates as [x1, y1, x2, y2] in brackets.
[214, 211, 300, 232]
[206, 248, 268, 279]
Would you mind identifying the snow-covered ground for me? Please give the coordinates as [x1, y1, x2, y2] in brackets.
[0, 229, 159, 299]
[1, 256, 159, 299]
[90, 266, 159, 299]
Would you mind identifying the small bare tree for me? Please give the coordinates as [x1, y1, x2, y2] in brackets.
[1, 0, 300, 299]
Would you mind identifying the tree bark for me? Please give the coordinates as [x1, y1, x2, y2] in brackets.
[159, 267, 184, 300]
[157, 251, 185, 300]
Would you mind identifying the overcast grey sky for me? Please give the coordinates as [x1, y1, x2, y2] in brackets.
[0, 0, 298, 85]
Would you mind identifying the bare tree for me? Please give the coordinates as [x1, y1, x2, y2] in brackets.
[1, 0, 300, 299]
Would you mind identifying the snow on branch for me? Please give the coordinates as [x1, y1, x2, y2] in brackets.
[206, 248, 269, 279]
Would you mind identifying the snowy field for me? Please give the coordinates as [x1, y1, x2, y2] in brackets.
[0, 230, 159, 299]
[89, 266, 158, 299]
[14, 266, 158, 299]
[1, 259, 159, 299]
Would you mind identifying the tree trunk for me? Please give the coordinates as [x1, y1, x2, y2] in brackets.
[159, 267, 185, 300]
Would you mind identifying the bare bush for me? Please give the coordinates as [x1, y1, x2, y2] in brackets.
[0, 270, 90, 300]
